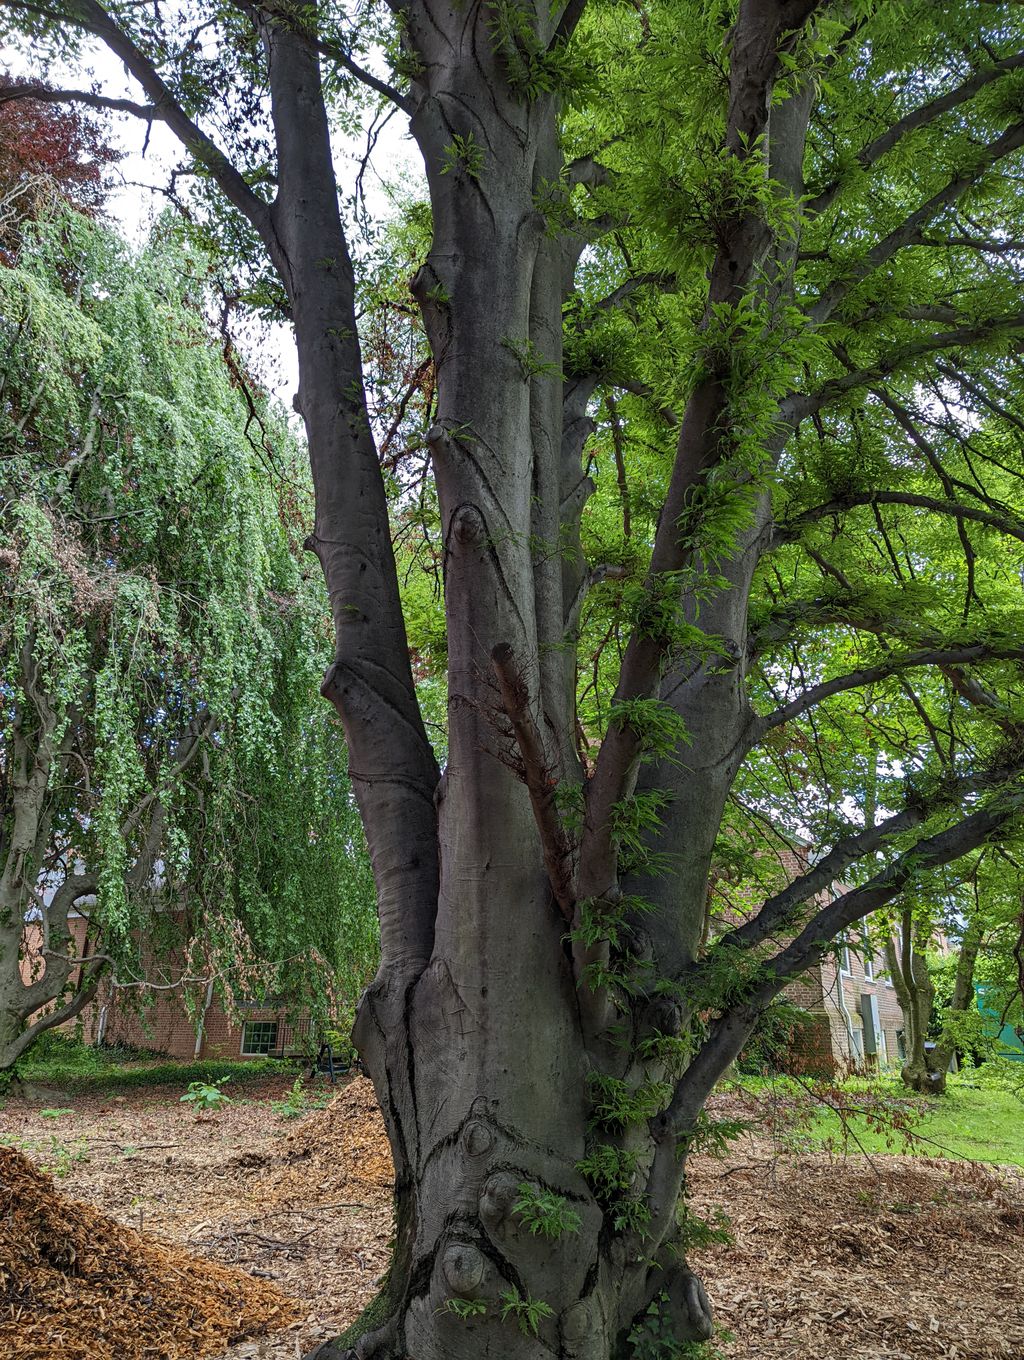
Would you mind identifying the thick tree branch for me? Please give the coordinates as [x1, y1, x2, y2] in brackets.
[8, 959, 106, 1062]
[773, 489, 1024, 549]
[25, 0, 273, 240]
[806, 51, 1024, 217]
[754, 643, 1024, 735]
[806, 119, 1024, 326]
[579, 1, 819, 902]
[785, 311, 1024, 420]
[0, 81, 158, 119]
[664, 791, 1024, 1134]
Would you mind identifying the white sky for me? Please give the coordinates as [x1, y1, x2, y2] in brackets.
[3, 33, 420, 404]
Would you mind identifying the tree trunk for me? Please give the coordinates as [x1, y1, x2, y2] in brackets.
[321, 914, 714, 1360]
[886, 915, 946, 1095]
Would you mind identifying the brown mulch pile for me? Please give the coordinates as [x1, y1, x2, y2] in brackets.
[0, 1144, 299, 1360]
[261, 1077, 394, 1208]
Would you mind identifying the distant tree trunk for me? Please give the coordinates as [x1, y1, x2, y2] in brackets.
[885, 912, 981, 1095]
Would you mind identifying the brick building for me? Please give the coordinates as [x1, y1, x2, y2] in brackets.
[21, 899, 319, 1063]
[716, 838, 913, 1077]
[782, 929, 907, 1076]
[26, 840, 913, 1074]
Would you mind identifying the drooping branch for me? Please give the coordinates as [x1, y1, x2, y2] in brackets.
[0, 81, 159, 119]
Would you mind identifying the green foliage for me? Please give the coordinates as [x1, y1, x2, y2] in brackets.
[440, 133, 484, 181]
[0, 209, 378, 1067]
[501, 334, 562, 379]
[498, 1286, 555, 1337]
[628, 1291, 725, 1359]
[440, 1297, 488, 1320]
[271, 1076, 311, 1120]
[674, 1204, 732, 1253]
[588, 1072, 672, 1130]
[180, 1076, 233, 1112]
[610, 789, 674, 877]
[512, 1181, 582, 1238]
[607, 699, 691, 763]
[676, 1109, 752, 1159]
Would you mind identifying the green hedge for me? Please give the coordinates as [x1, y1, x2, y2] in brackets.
[15, 1046, 301, 1094]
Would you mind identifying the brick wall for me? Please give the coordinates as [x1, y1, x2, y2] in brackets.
[821, 939, 905, 1072]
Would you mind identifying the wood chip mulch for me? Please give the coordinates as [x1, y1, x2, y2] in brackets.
[2, 1076, 1022, 1360]
[0, 1143, 299, 1360]
[688, 1140, 1024, 1359]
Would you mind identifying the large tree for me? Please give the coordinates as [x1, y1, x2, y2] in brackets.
[0, 208, 374, 1075]
[5, 2, 1024, 1355]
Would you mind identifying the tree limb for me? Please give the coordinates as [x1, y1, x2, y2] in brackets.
[754, 643, 1024, 735]
[773, 489, 1024, 548]
[664, 790, 1024, 1133]
[805, 119, 1024, 326]
[806, 51, 1024, 217]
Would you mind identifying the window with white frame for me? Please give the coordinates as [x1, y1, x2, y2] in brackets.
[241, 1019, 279, 1056]
[839, 937, 852, 975]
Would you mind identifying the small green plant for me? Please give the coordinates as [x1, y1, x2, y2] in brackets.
[512, 1181, 582, 1239]
[501, 334, 561, 379]
[180, 1076, 232, 1112]
[440, 132, 485, 181]
[498, 1286, 554, 1337]
[628, 1291, 728, 1359]
[271, 1076, 309, 1120]
[41, 1136, 88, 1178]
[440, 1297, 487, 1320]
[38, 1107, 73, 1120]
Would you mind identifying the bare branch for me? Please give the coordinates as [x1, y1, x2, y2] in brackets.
[0, 81, 159, 119]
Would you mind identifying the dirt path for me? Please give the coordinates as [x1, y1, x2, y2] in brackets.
[2, 1076, 1022, 1359]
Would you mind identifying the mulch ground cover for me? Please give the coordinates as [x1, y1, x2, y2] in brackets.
[1, 1073, 1022, 1359]
[0, 1143, 297, 1360]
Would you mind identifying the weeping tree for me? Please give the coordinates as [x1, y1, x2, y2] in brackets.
[0, 208, 374, 1076]
[7, 1, 1024, 1355]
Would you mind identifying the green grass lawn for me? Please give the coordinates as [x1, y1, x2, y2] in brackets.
[799, 1076, 1024, 1167]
